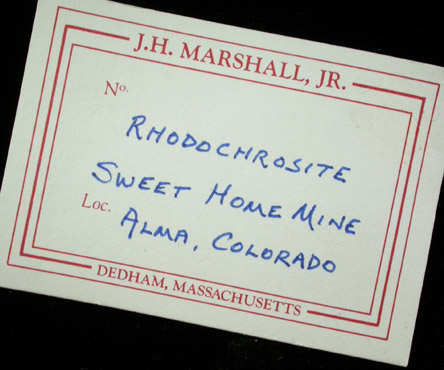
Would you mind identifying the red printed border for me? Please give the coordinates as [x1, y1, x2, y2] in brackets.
[33, 42, 412, 319]
[6, 5, 440, 341]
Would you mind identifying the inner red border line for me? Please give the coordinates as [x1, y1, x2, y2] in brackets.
[12, 7, 402, 317]
[32, 41, 412, 319]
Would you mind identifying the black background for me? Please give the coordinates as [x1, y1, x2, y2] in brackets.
[1, 1, 443, 369]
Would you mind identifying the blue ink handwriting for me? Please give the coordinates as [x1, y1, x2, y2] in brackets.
[121, 206, 189, 244]
[204, 182, 361, 235]
[212, 231, 336, 273]
[91, 161, 192, 199]
[126, 115, 351, 184]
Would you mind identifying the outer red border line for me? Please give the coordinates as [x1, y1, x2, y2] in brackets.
[6, 5, 441, 339]
[307, 83, 428, 330]
[9, 24, 129, 270]
[19, 14, 423, 320]
[32, 43, 412, 318]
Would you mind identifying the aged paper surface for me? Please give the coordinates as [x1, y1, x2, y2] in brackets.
[1, 0, 443, 365]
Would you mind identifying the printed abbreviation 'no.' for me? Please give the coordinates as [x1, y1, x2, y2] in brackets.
[104, 81, 129, 96]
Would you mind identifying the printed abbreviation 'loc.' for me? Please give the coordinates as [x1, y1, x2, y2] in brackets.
[81, 193, 111, 212]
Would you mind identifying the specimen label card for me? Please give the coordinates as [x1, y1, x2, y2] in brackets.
[1, 0, 443, 365]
